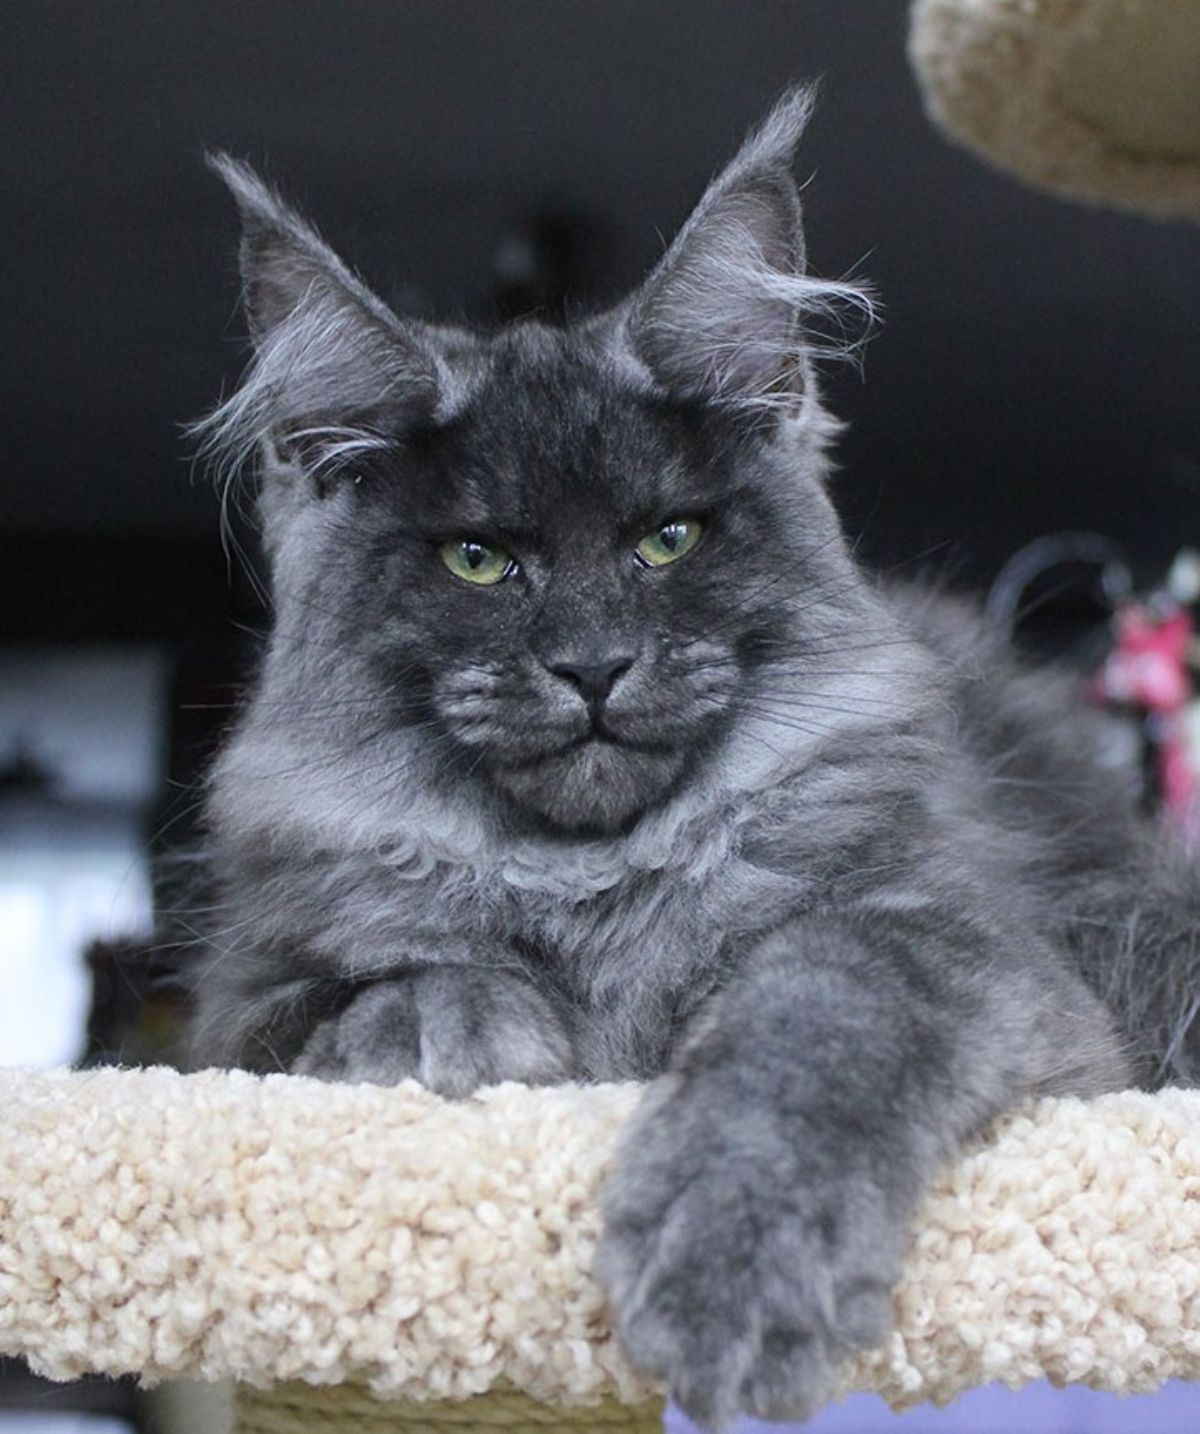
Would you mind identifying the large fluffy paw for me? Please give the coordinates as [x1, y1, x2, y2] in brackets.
[597, 1076, 905, 1430]
[292, 967, 575, 1096]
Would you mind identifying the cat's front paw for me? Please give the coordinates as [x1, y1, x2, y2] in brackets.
[597, 1078, 903, 1431]
[292, 967, 575, 1096]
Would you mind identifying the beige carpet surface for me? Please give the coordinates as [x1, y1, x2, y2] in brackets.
[2, 1067, 1200, 1412]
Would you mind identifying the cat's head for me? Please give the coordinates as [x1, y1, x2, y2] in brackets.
[198, 89, 875, 835]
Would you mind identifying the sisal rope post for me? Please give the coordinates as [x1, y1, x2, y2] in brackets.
[233, 1384, 664, 1433]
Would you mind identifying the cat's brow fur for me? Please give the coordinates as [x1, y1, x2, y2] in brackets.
[187, 89, 1200, 1429]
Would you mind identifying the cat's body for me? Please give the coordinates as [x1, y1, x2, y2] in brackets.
[190, 91, 1200, 1428]
[197, 584, 1161, 1090]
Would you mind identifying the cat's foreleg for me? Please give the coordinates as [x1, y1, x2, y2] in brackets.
[290, 965, 577, 1095]
[190, 958, 577, 1093]
[597, 908, 1128, 1430]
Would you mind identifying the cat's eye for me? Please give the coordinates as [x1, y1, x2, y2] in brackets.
[635, 517, 704, 568]
[439, 539, 515, 586]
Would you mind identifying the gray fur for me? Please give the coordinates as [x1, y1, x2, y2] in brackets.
[188, 89, 1200, 1429]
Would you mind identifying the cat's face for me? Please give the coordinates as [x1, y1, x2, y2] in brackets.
[200, 89, 871, 834]
[282, 331, 844, 831]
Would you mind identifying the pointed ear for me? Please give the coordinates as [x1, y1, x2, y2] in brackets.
[197, 154, 439, 485]
[625, 87, 868, 413]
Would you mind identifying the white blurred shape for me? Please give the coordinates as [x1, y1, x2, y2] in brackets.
[0, 647, 164, 1068]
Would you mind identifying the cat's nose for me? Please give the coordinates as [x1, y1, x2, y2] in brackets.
[546, 652, 635, 708]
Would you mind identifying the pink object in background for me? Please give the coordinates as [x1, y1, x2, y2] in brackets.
[1091, 604, 1192, 713]
[1090, 602, 1199, 845]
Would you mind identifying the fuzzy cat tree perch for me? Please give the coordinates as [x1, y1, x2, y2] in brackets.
[3, 1067, 1200, 1433]
[910, 0, 1200, 220]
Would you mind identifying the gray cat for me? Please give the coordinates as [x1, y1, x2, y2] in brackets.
[189, 89, 1200, 1428]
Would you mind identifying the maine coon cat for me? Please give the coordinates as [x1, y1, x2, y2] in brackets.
[189, 89, 1200, 1428]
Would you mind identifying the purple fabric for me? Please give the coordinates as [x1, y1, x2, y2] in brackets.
[665, 1381, 1200, 1433]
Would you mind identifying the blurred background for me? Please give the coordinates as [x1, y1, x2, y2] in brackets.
[1, 2, 1197, 1430]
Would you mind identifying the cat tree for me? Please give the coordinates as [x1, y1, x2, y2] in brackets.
[909, 0, 1200, 221]
[3, 1066, 1200, 1432]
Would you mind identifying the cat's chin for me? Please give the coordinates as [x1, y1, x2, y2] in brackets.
[489, 739, 687, 835]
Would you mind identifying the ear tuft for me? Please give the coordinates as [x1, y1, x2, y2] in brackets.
[193, 154, 440, 500]
[626, 85, 874, 414]
[205, 153, 405, 343]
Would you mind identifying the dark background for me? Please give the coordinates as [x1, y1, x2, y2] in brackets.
[3, 0, 1198, 639]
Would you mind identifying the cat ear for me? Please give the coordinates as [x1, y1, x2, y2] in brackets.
[624, 87, 868, 413]
[197, 154, 439, 485]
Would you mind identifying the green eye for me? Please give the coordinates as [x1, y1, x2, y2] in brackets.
[439, 539, 514, 585]
[635, 517, 704, 568]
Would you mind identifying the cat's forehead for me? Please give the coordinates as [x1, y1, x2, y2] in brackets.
[416, 323, 719, 529]
[463, 321, 643, 437]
